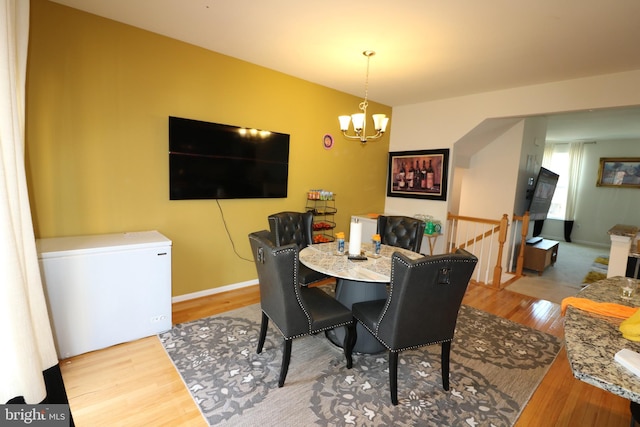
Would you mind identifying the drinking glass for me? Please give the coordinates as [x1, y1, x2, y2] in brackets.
[620, 278, 638, 300]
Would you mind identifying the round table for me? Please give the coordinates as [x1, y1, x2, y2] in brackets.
[299, 242, 423, 353]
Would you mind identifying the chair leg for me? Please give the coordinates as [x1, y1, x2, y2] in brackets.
[441, 341, 451, 391]
[257, 312, 268, 354]
[389, 351, 399, 405]
[278, 339, 292, 387]
[343, 322, 356, 369]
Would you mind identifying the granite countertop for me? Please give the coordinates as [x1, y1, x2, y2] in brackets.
[564, 276, 640, 402]
[608, 224, 639, 237]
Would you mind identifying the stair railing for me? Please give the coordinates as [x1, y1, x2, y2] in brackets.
[509, 211, 530, 277]
[446, 212, 511, 289]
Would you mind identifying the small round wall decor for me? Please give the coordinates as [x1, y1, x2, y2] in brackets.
[322, 134, 334, 150]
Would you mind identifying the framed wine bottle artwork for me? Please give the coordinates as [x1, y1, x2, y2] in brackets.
[387, 149, 449, 200]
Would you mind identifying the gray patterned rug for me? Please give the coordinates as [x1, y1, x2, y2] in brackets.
[159, 304, 561, 426]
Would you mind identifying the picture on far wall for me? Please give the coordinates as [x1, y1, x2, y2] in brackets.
[387, 149, 449, 200]
[596, 157, 640, 188]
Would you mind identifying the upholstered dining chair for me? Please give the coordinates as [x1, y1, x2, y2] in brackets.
[268, 211, 329, 286]
[376, 215, 426, 253]
[348, 248, 478, 405]
[248, 230, 356, 387]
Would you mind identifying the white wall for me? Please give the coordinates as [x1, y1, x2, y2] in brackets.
[516, 117, 548, 217]
[540, 139, 640, 246]
[459, 120, 524, 219]
[387, 69, 640, 253]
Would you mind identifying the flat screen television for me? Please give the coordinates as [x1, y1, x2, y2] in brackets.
[527, 166, 559, 221]
[169, 116, 290, 200]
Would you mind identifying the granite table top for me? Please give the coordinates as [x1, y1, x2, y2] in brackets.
[564, 276, 640, 402]
[299, 242, 423, 283]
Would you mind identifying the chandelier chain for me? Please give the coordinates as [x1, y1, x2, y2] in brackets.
[361, 52, 371, 112]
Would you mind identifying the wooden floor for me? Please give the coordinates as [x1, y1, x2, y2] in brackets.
[60, 283, 632, 426]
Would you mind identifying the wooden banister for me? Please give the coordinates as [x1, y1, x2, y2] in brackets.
[457, 224, 501, 250]
[492, 214, 509, 286]
[511, 211, 530, 277]
[447, 212, 514, 290]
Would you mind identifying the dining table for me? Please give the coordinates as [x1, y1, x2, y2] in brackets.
[299, 241, 424, 353]
[564, 276, 640, 409]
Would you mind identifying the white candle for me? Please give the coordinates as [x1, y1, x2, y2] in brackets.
[349, 220, 362, 255]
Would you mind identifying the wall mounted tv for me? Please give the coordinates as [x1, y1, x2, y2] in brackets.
[169, 116, 290, 200]
[527, 166, 560, 221]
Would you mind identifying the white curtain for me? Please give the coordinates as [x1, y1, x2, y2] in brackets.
[0, 0, 59, 403]
[565, 141, 584, 221]
[541, 142, 555, 167]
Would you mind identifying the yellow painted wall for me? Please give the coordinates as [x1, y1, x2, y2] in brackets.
[26, 0, 391, 297]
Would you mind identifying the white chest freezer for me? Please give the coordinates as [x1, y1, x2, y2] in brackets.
[37, 230, 172, 359]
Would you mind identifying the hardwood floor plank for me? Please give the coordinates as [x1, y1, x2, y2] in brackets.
[61, 336, 206, 426]
[60, 282, 633, 426]
[171, 285, 261, 324]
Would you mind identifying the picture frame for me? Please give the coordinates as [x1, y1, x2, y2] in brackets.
[596, 157, 640, 188]
[387, 149, 449, 200]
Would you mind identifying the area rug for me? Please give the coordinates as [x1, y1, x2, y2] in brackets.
[159, 304, 562, 426]
[583, 255, 609, 284]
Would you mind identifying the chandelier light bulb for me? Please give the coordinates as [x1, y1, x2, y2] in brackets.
[338, 115, 351, 131]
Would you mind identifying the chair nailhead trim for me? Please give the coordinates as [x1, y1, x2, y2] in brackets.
[266, 312, 353, 340]
[356, 319, 452, 352]
[271, 245, 351, 338]
[368, 255, 474, 350]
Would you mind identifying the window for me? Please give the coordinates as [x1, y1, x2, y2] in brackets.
[543, 144, 569, 220]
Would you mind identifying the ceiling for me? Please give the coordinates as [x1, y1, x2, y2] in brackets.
[48, 0, 640, 141]
[543, 107, 640, 142]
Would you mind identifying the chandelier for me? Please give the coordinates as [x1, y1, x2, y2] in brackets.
[338, 50, 389, 144]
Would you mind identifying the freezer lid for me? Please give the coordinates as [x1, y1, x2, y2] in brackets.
[37, 230, 172, 258]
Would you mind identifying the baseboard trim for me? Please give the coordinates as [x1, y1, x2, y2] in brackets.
[172, 279, 258, 303]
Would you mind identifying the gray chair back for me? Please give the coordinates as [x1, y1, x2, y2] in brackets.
[377, 215, 426, 253]
[249, 230, 355, 387]
[249, 230, 311, 338]
[268, 211, 314, 249]
[267, 211, 328, 286]
[376, 249, 477, 351]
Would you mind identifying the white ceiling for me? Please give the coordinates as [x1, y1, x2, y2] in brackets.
[48, 0, 640, 141]
[544, 107, 640, 142]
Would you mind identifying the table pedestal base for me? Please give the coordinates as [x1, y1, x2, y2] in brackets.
[326, 278, 387, 354]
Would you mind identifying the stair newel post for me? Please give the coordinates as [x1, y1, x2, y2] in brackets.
[492, 214, 509, 289]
